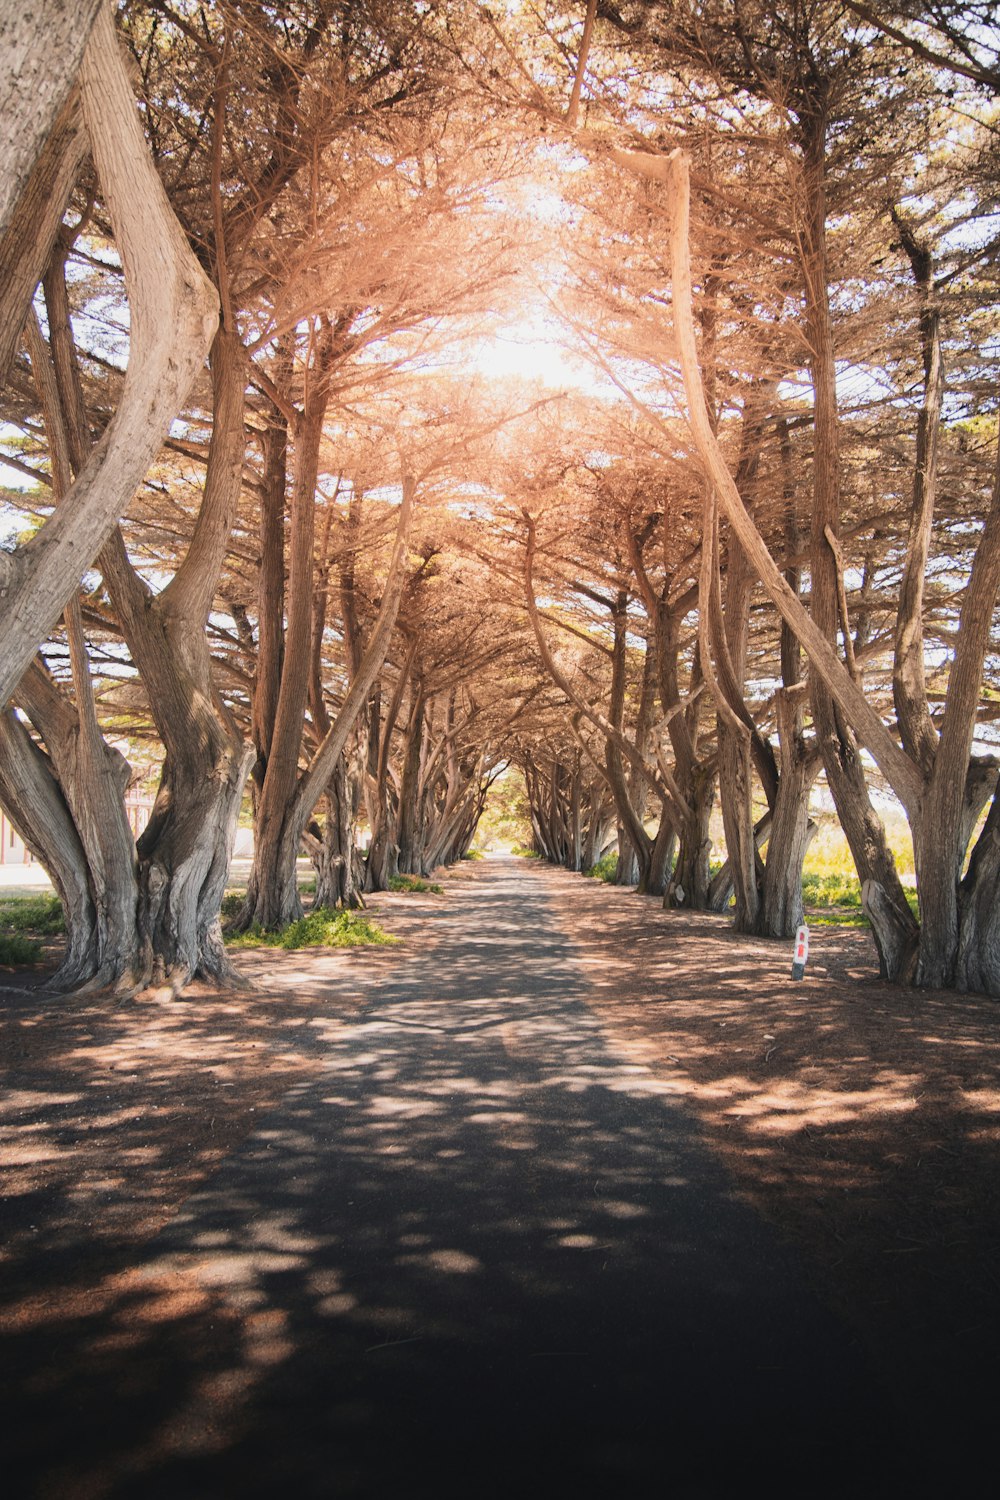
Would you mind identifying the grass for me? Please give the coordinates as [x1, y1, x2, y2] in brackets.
[462, 849, 484, 861]
[512, 845, 541, 858]
[226, 906, 398, 950]
[388, 874, 444, 894]
[0, 932, 44, 966]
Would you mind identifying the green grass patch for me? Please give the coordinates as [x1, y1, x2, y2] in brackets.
[0, 894, 65, 935]
[227, 906, 398, 951]
[0, 932, 44, 965]
[806, 910, 871, 929]
[462, 849, 484, 861]
[388, 874, 444, 895]
[584, 851, 618, 883]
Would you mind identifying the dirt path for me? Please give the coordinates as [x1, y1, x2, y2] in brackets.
[1, 856, 997, 1494]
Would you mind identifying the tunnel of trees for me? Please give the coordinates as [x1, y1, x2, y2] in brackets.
[1, 0, 999, 999]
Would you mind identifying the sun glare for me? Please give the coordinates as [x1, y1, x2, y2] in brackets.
[467, 313, 598, 392]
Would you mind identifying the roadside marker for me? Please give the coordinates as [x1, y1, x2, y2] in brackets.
[791, 923, 809, 980]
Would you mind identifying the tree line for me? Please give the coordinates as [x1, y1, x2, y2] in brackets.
[1, 1, 998, 997]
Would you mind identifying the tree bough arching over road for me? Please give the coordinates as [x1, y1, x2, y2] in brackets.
[1, 0, 999, 997]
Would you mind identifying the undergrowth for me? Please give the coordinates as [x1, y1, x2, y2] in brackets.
[226, 906, 397, 950]
[0, 894, 66, 935]
[802, 872, 864, 909]
[389, 874, 444, 894]
[0, 932, 43, 965]
[584, 852, 618, 883]
[801, 872, 918, 924]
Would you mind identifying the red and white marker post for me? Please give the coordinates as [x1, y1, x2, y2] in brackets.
[791, 924, 809, 980]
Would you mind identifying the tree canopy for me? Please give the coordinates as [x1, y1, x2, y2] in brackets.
[1, 0, 999, 997]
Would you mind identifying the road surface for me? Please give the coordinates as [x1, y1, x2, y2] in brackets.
[4, 858, 905, 1496]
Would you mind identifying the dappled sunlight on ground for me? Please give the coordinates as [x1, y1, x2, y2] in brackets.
[543, 866, 1000, 1480]
[1, 861, 904, 1496]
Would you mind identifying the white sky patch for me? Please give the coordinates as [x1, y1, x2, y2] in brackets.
[467, 315, 595, 390]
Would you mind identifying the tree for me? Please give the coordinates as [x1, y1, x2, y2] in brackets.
[0, 0, 218, 710]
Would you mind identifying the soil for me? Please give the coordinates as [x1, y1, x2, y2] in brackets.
[2, 859, 999, 1475]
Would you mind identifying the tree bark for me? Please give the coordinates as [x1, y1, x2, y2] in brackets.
[0, 2, 218, 706]
[0, 0, 99, 239]
[96, 324, 254, 993]
[0, 709, 100, 990]
[758, 691, 818, 939]
[618, 142, 921, 812]
[0, 89, 89, 390]
[242, 477, 415, 925]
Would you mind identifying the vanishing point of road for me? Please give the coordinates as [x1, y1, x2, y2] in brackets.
[4, 857, 908, 1497]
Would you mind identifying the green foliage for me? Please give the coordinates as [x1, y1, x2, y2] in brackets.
[473, 768, 533, 852]
[800, 871, 917, 926]
[807, 911, 871, 929]
[0, 933, 44, 965]
[584, 851, 618, 883]
[804, 814, 915, 881]
[0, 894, 66, 936]
[461, 849, 484, 861]
[227, 907, 398, 950]
[220, 892, 245, 920]
[512, 844, 541, 858]
[389, 874, 444, 894]
[802, 872, 864, 909]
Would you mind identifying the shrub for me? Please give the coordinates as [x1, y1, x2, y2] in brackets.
[0, 933, 43, 965]
[227, 906, 397, 950]
[801, 872, 864, 909]
[584, 851, 618, 883]
[388, 874, 444, 894]
[0, 894, 65, 935]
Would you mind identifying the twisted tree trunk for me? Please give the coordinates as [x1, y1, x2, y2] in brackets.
[0, 2, 218, 706]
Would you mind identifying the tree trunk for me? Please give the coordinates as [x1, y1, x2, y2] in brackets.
[910, 419, 1000, 992]
[312, 758, 365, 909]
[95, 324, 253, 993]
[638, 143, 919, 808]
[243, 464, 414, 926]
[718, 721, 759, 930]
[581, 781, 607, 870]
[136, 739, 254, 991]
[0, 710, 102, 990]
[757, 692, 818, 939]
[644, 811, 676, 897]
[0, 3, 218, 705]
[13, 305, 140, 991]
[13, 661, 140, 991]
[667, 765, 714, 909]
[0, 89, 89, 390]
[955, 775, 1000, 995]
[396, 684, 426, 875]
[0, 0, 99, 239]
[795, 107, 920, 979]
